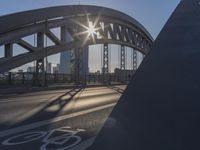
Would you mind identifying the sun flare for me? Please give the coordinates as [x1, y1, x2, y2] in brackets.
[87, 22, 97, 36]
[73, 14, 102, 46]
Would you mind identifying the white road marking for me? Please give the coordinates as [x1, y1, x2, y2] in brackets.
[0, 103, 116, 138]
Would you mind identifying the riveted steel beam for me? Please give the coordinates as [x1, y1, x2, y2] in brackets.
[133, 49, 137, 71]
[102, 43, 109, 74]
[120, 45, 126, 70]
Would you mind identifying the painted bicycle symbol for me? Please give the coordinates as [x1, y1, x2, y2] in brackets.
[2, 126, 85, 150]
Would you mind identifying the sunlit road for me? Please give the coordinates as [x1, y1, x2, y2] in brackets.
[0, 85, 126, 150]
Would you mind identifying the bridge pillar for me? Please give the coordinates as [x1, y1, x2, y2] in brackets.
[102, 44, 109, 74]
[73, 46, 89, 86]
[102, 44, 110, 84]
[34, 32, 45, 86]
[60, 26, 73, 74]
[5, 43, 13, 58]
[120, 45, 126, 70]
[74, 47, 80, 85]
[80, 46, 89, 85]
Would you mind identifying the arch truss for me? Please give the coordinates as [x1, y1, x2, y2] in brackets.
[0, 5, 153, 73]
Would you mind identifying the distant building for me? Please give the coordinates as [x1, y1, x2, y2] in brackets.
[27, 66, 36, 73]
[60, 47, 89, 75]
[46, 62, 52, 73]
[60, 51, 71, 74]
[53, 64, 60, 74]
[53, 67, 58, 74]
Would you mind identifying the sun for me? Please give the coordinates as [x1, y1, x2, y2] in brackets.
[73, 14, 102, 46]
[86, 22, 97, 36]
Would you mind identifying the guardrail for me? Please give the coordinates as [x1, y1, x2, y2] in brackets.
[0, 72, 132, 87]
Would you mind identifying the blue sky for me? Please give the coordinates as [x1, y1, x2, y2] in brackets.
[0, 0, 180, 38]
[0, 0, 181, 72]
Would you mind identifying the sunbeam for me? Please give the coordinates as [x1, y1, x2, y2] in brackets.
[72, 13, 102, 47]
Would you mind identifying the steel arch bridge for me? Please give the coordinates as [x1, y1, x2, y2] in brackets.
[0, 5, 153, 77]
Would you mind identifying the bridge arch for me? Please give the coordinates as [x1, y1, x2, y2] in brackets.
[0, 5, 153, 73]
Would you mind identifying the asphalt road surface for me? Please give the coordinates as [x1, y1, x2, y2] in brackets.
[0, 85, 126, 150]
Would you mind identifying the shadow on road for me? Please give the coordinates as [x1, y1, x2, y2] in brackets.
[0, 85, 125, 150]
[0, 86, 124, 131]
[107, 86, 125, 94]
[16, 87, 83, 126]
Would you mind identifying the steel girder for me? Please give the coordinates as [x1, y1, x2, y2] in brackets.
[133, 50, 138, 71]
[34, 32, 45, 86]
[0, 5, 153, 73]
[102, 44, 109, 74]
[120, 45, 126, 70]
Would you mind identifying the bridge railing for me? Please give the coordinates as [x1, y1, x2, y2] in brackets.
[0, 72, 132, 87]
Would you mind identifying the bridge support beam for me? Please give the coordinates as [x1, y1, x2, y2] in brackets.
[80, 46, 89, 85]
[74, 48, 80, 85]
[74, 46, 89, 86]
[60, 26, 72, 74]
[103, 44, 109, 74]
[120, 45, 126, 70]
[133, 49, 137, 71]
[102, 44, 109, 74]
[5, 43, 13, 58]
[34, 32, 45, 86]
[102, 44, 110, 84]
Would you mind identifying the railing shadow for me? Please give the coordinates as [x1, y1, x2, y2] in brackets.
[16, 87, 83, 126]
[107, 86, 125, 94]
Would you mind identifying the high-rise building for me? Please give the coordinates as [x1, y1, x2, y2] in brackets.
[53, 64, 60, 74]
[59, 51, 71, 74]
[60, 47, 89, 75]
[46, 62, 52, 73]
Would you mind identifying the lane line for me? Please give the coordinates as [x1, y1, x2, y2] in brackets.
[0, 103, 116, 138]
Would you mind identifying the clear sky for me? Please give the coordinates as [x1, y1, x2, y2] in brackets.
[0, 0, 181, 72]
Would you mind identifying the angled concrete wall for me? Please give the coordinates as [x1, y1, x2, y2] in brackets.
[89, 0, 200, 149]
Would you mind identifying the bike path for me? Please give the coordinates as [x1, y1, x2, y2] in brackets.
[0, 105, 114, 150]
